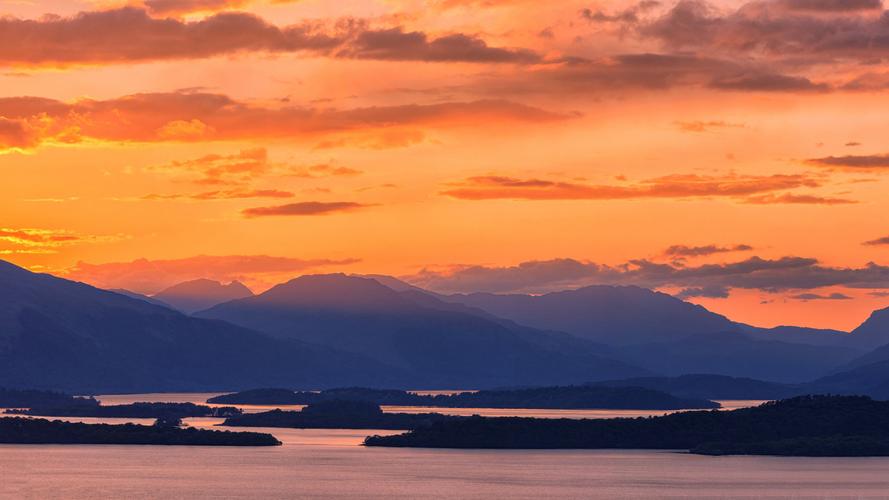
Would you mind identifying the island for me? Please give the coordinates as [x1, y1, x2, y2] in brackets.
[364, 395, 889, 456]
[0, 417, 281, 446]
[0, 388, 99, 410]
[209, 386, 720, 410]
[7, 402, 242, 419]
[222, 400, 458, 430]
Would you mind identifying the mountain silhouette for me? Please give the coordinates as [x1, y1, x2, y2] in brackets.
[436, 284, 863, 382]
[443, 286, 737, 346]
[0, 260, 401, 393]
[153, 279, 253, 314]
[108, 289, 172, 309]
[846, 306, 889, 350]
[196, 274, 647, 388]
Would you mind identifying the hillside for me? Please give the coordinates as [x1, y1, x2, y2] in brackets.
[197, 274, 647, 388]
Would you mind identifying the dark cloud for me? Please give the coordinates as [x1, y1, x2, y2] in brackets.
[807, 154, 889, 170]
[0, 8, 541, 67]
[337, 28, 541, 63]
[642, 0, 889, 62]
[242, 201, 371, 217]
[778, 0, 882, 12]
[791, 292, 853, 301]
[406, 255, 889, 295]
[675, 285, 731, 299]
[470, 52, 832, 97]
[865, 236, 889, 246]
[665, 244, 754, 257]
[708, 72, 829, 92]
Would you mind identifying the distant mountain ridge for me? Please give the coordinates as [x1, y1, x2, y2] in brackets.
[196, 274, 647, 388]
[0, 260, 401, 393]
[152, 279, 253, 314]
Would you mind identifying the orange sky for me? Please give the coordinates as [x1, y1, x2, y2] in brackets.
[1, 0, 888, 330]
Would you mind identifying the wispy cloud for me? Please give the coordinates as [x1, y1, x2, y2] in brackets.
[242, 201, 372, 217]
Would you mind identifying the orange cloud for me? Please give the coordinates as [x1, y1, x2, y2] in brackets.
[742, 193, 857, 205]
[0, 92, 565, 151]
[675, 120, 745, 133]
[142, 0, 251, 15]
[441, 173, 835, 202]
[0, 227, 125, 253]
[142, 189, 294, 200]
[242, 201, 372, 217]
[63, 254, 360, 294]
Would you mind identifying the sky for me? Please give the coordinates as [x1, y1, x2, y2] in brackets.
[1, 0, 888, 331]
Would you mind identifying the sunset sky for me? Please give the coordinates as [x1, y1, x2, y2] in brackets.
[1, 0, 888, 330]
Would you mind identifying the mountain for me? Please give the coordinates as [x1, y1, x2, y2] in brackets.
[592, 374, 801, 400]
[443, 285, 738, 346]
[196, 274, 647, 388]
[0, 260, 401, 393]
[108, 289, 172, 309]
[618, 333, 859, 383]
[807, 360, 889, 400]
[439, 284, 859, 382]
[846, 306, 889, 350]
[152, 279, 253, 314]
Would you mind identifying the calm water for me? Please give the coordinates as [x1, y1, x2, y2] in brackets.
[91, 392, 766, 419]
[5, 394, 889, 498]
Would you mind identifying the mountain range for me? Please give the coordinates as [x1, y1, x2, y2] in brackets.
[2, 258, 888, 394]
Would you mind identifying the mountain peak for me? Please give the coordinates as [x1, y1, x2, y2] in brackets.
[153, 278, 254, 314]
[256, 274, 415, 311]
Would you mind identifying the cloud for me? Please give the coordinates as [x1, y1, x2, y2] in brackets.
[148, 148, 272, 186]
[0, 8, 541, 67]
[807, 154, 889, 170]
[406, 255, 889, 295]
[335, 28, 541, 63]
[778, 0, 882, 12]
[865, 236, 889, 246]
[63, 254, 359, 294]
[641, 0, 889, 63]
[664, 244, 754, 257]
[791, 292, 853, 301]
[742, 193, 857, 205]
[440, 173, 832, 203]
[286, 164, 363, 178]
[242, 201, 371, 217]
[581, 1, 662, 24]
[0, 92, 565, 152]
[675, 285, 731, 299]
[146, 148, 362, 190]
[143, 0, 251, 15]
[0, 227, 124, 253]
[675, 120, 745, 132]
[708, 72, 828, 92]
[142, 189, 294, 200]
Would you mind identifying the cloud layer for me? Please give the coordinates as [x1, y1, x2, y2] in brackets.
[0, 92, 564, 151]
[407, 255, 889, 296]
[441, 173, 850, 204]
[64, 254, 359, 294]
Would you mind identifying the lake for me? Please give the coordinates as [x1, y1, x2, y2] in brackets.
[4, 394, 889, 498]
